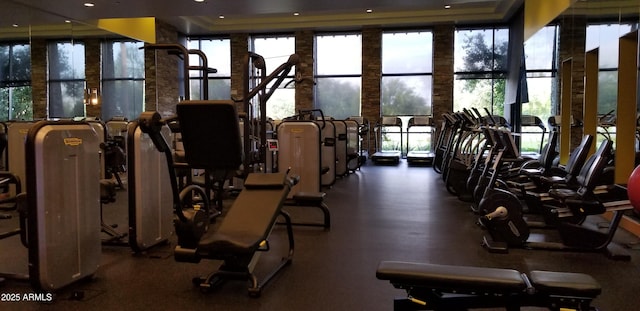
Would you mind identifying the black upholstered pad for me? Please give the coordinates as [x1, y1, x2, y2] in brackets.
[244, 172, 286, 189]
[376, 261, 526, 292]
[529, 270, 601, 297]
[198, 173, 289, 256]
[176, 100, 242, 170]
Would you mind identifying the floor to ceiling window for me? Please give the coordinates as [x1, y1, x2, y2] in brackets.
[381, 30, 434, 153]
[250, 35, 296, 120]
[101, 40, 144, 121]
[48, 41, 85, 119]
[0, 42, 32, 121]
[453, 27, 509, 116]
[186, 37, 231, 101]
[314, 33, 362, 120]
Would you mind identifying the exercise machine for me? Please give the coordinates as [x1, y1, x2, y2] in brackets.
[406, 116, 435, 166]
[139, 101, 298, 296]
[346, 116, 370, 170]
[1, 121, 102, 291]
[125, 120, 175, 252]
[372, 116, 403, 164]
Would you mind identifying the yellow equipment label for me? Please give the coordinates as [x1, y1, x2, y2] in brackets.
[63, 138, 83, 146]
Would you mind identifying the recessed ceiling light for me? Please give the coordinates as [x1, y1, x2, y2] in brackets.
[218, 15, 225, 19]
[366, 9, 373, 13]
[84, 2, 95, 7]
[194, 0, 204, 2]
[12, 24, 18, 27]
[65, 20, 71, 23]
[444, 5, 451, 9]
[293, 12, 300, 16]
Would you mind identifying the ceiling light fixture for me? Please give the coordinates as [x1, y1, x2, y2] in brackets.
[444, 5, 451, 9]
[194, 0, 205, 2]
[12, 24, 18, 27]
[366, 9, 373, 13]
[218, 15, 225, 19]
[84, 2, 95, 7]
[293, 12, 300, 16]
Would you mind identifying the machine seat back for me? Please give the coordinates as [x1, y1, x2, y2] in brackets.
[176, 100, 243, 171]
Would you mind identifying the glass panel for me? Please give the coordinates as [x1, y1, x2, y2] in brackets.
[48, 42, 85, 119]
[251, 35, 295, 119]
[48, 81, 85, 118]
[0, 44, 30, 82]
[187, 38, 231, 99]
[453, 77, 505, 114]
[102, 80, 144, 121]
[524, 26, 557, 71]
[103, 41, 144, 79]
[455, 29, 494, 72]
[316, 34, 362, 75]
[48, 42, 85, 80]
[493, 28, 509, 71]
[315, 77, 361, 119]
[586, 24, 634, 67]
[381, 76, 432, 115]
[0, 43, 32, 121]
[597, 71, 618, 115]
[102, 41, 144, 121]
[382, 31, 433, 73]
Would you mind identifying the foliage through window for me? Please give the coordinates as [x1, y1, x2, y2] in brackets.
[381, 31, 434, 152]
[250, 35, 295, 120]
[101, 40, 144, 121]
[187, 38, 231, 101]
[314, 33, 361, 119]
[453, 27, 508, 115]
[48, 41, 85, 118]
[0, 43, 32, 121]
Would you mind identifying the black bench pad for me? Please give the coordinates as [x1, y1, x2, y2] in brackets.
[197, 173, 288, 256]
[376, 261, 526, 293]
[529, 270, 601, 298]
[292, 192, 325, 203]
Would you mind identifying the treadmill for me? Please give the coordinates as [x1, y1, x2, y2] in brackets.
[406, 116, 435, 166]
[520, 114, 547, 158]
[371, 116, 402, 165]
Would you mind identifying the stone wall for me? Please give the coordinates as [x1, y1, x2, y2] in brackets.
[84, 38, 101, 118]
[144, 20, 180, 117]
[30, 38, 46, 119]
[295, 30, 314, 111]
[559, 15, 587, 148]
[432, 24, 455, 132]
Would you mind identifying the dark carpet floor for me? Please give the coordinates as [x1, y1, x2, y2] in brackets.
[1, 161, 639, 310]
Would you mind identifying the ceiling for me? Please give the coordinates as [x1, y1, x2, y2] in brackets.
[1, 0, 524, 38]
[0, 0, 637, 39]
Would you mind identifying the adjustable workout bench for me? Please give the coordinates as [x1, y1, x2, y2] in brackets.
[139, 100, 298, 296]
[377, 261, 601, 311]
[176, 172, 296, 296]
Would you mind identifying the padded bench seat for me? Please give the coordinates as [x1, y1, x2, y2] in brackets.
[177, 173, 290, 261]
[376, 261, 527, 293]
[283, 191, 330, 229]
[376, 261, 601, 311]
[529, 270, 601, 298]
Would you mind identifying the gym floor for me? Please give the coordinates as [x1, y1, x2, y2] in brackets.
[1, 161, 639, 310]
